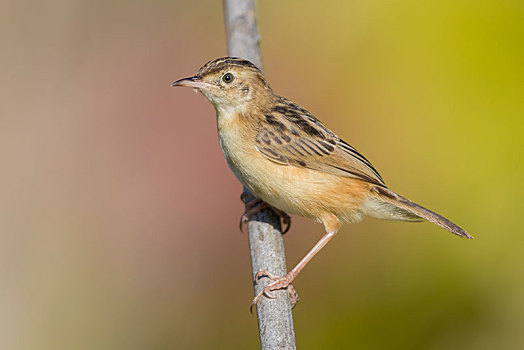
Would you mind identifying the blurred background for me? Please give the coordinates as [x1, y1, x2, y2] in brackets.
[1, 0, 522, 349]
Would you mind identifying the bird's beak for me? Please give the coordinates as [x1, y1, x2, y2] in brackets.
[171, 76, 210, 89]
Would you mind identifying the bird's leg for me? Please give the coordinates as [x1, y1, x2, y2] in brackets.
[239, 192, 291, 234]
[250, 214, 340, 311]
[251, 230, 338, 310]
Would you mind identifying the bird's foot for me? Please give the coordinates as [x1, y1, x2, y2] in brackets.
[239, 193, 291, 234]
[250, 269, 299, 313]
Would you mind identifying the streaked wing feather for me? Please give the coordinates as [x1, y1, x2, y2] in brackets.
[255, 97, 386, 187]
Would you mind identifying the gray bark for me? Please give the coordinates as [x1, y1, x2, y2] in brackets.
[222, 1, 297, 349]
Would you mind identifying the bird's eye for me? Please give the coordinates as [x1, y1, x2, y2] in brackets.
[222, 73, 234, 83]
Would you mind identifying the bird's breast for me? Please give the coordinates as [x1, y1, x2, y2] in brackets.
[216, 114, 259, 187]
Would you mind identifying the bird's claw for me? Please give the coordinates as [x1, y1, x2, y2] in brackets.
[239, 194, 291, 234]
[250, 269, 299, 313]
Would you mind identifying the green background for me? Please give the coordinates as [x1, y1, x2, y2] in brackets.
[1, 0, 522, 348]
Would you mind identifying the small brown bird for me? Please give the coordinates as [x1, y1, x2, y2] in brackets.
[172, 57, 472, 308]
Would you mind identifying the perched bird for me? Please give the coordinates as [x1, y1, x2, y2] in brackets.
[172, 57, 472, 308]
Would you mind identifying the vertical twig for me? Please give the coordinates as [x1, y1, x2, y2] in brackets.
[222, 1, 297, 349]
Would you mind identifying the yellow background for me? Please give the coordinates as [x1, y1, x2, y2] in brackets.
[1, 0, 522, 348]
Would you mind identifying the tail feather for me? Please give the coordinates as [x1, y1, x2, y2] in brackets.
[374, 186, 473, 239]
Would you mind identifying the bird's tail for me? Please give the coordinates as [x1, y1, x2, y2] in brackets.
[372, 186, 473, 239]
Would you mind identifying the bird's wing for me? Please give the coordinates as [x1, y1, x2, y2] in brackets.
[255, 97, 386, 187]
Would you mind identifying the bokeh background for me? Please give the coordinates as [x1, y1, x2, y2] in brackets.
[1, 0, 523, 349]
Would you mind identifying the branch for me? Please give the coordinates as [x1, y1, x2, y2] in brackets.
[222, 1, 297, 349]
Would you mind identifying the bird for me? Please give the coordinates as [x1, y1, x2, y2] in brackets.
[171, 56, 472, 309]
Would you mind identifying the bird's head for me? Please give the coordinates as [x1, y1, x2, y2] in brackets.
[172, 57, 273, 114]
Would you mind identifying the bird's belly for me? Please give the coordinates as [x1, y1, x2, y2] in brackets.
[226, 149, 369, 223]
